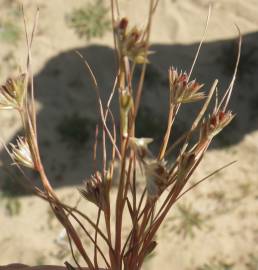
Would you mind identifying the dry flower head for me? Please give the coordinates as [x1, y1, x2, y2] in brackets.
[0, 73, 26, 110]
[10, 137, 34, 169]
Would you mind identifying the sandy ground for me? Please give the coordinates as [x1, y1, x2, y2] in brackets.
[0, 0, 258, 269]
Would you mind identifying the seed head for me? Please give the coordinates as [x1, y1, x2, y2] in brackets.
[201, 110, 235, 139]
[10, 137, 35, 169]
[169, 67, 205, 104]
[0, 73, 26, 110]
[115, 17, 150, 64]
[145, 160, 169, 200]
[79, 172, 107, 211]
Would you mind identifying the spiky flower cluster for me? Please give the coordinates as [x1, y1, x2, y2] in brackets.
[169, 67, 205, 104]
[0, 73, 26, 109]
[10, 137, 34, 169]
[205, 110, 234, 139]
[0, 72, 38, 170]
[114, 17, 150, 64]
[79, 172, 108, 211]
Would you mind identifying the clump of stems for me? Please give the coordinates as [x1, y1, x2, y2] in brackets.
[0, 1, 241, 270]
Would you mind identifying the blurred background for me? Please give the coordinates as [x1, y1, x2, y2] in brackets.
[0, 0, 258, 269]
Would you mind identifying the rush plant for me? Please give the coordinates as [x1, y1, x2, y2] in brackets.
[0, 1, 241, 270]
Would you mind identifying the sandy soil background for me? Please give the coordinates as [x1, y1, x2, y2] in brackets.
[0, 0, 258, 269]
